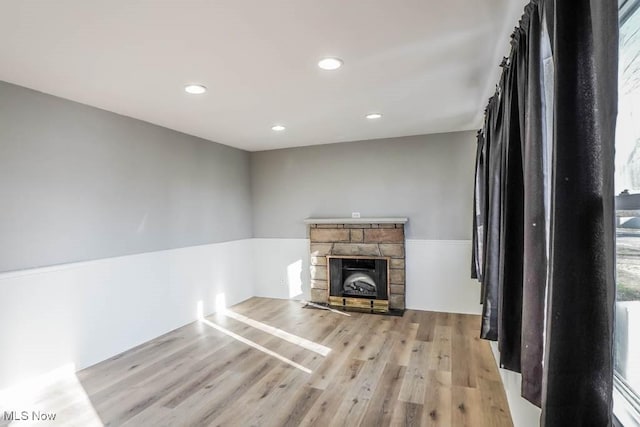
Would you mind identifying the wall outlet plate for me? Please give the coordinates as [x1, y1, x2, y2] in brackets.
[351, 212, 361, 218]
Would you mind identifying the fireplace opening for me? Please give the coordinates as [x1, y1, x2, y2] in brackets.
[328, 256, 388, 300]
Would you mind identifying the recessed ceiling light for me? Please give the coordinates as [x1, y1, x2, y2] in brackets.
[184, 84, 207, 94]
[271, 125, 286, 131]
[366, 113, 383, 120]
[318, 57, 343, 70]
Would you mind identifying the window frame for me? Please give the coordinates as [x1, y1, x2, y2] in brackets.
[615, 1, 640, 424]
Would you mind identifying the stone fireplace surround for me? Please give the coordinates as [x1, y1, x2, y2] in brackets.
[304, 217, 408, 311]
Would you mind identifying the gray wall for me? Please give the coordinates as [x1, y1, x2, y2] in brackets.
[0, 81, 252, 272]
[250, 132, 476, 240]
[0, 80, 476, 271]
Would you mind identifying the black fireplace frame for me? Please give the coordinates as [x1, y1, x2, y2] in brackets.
[326, 255, 390, 306]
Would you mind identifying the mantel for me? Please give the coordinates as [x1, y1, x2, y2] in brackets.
[304, 217, 408, 225]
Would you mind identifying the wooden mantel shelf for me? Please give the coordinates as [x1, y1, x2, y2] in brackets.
[304, 217, 408, 225]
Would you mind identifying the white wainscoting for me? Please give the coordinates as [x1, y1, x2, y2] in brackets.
[252, 238, 311, 301]
[490, 342, 542, 427]
[251, 238, 481, 314]
[405, 239, 481, 314]
[0, 238, 483, 391]
[0, 239, 254, 390]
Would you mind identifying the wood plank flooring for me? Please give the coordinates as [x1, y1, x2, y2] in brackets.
[14, 297, 513, 426]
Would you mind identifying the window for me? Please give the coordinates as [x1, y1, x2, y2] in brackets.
[615, 0, 640, 424]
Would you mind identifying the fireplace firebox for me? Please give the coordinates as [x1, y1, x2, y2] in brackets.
[327, 256, 389, 312]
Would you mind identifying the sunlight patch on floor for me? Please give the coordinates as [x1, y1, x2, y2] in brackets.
[223, 309, 331, 357]
[200, 318, 312, 374]
[0, 363, 103, 426]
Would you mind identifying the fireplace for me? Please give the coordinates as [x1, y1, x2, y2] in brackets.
[305, 217, 407, 313]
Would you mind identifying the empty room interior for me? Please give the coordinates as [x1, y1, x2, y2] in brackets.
[1, 1, 638, 426]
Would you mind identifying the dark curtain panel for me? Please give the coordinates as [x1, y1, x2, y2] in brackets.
[496, 48, 524, 373]
[476, 116, 492, 304]
[541, 0, 618, 425]
[471, 130, 484, 281]
[481, 91, 503, 341]
[518, 3, 546, 407]
[471, 0, 618, 423]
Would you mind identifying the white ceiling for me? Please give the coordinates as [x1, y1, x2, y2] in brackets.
[0, 0, 526, 151]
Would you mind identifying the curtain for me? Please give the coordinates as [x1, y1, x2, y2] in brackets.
[518, 3, 546, 407]
[541, 0, 618, 425]
[471, 0, 618, 424]
[481, 90, 503, 341]
[497, 44, 525, 374]
[471, 131, 484, 281]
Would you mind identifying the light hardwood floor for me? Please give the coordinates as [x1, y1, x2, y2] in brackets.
[18, 297, 513, 426]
